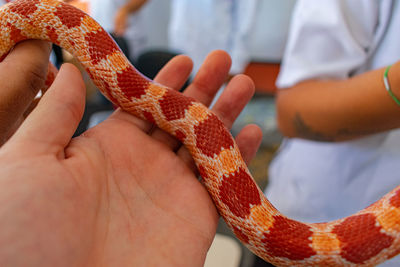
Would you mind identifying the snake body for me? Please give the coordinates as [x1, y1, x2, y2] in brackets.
[2, 1, 400, 266]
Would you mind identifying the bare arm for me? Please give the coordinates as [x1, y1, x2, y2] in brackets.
[121, 0, 148, 14]
[114, 0, 148, 35]
[276, 61, 400, 142]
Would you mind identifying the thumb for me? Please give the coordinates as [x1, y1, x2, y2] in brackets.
[8, 64, 86, 155]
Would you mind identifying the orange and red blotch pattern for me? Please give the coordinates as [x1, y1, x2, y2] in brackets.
[197, 165, 209, 181]
[8, 22, 26, 43]
[219, 168, 261, 218]
[194, 113, 233, 157]
[332, 214, 394, 264]
[232, 224, 249, 244]
[85, 29, 119, 64]
[174, 129, 186, 142]
[46, 26, 59, 43]
[159, 89, 194, 121]
[142, 110, 156, 124]
[100, 80, 120, 106]
[117, 65, 149, 99]
[263, 216, 316, 261]
[390, 188, 400, 208]
[55, 2, 85, 29]
[9, 0, 39, 17]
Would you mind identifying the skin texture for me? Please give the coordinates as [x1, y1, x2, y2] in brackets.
[276, 61, 400, 141]
[0, 42, 262, 267]
[0, 40, 52, 144]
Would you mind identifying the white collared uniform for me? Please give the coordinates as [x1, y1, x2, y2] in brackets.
[266, 1, 400, 265]
[168, 0, 259, 75]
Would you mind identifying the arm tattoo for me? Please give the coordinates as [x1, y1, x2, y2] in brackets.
[293, 113, 334, 142]
[293, 113, 381, 142]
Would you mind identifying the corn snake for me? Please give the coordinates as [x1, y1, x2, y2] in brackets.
[1, 0, 400, 266]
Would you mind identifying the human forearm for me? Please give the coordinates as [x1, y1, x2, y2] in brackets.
[276, 61, 400, 141]
[113, 0, 147, 36]
[121, 0, 148, 14]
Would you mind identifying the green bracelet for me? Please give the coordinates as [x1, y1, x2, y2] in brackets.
[383, 65, 400, 106]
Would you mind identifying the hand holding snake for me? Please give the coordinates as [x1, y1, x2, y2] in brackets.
[0, 43, 260, 266]
[2, 1, 400, 266]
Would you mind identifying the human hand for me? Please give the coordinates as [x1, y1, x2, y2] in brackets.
[0, 50, 262, 266]
[0, 40, 51, 145]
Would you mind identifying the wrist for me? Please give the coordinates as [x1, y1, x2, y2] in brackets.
[386, 61, 400, 103]
[120, 4, 133, 15]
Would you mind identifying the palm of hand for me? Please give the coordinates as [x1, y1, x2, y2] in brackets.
[75, 116, 218, 266]
[0, 50, 261, 267]
[0, 115, 217, 267]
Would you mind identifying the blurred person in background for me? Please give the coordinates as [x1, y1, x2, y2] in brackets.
[257, 1, 400, 266]
[168, 0, 259, 77]
[89, 0, 149, 61]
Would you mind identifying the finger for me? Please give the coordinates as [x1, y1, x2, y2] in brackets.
[154, 54, 193, 90]
[211, 74, 255, 128]
[9, 64, 85, 155]
[183, 50, 231, 106]
[235, 124, 263, 165]
[0, 40, 52, 144]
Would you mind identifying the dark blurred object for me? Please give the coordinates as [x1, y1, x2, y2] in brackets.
[110, 32, 131, 62]
[52, 44, 63, 68]
[252, 256, 276, 267]
[136, 50, 190, 91]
